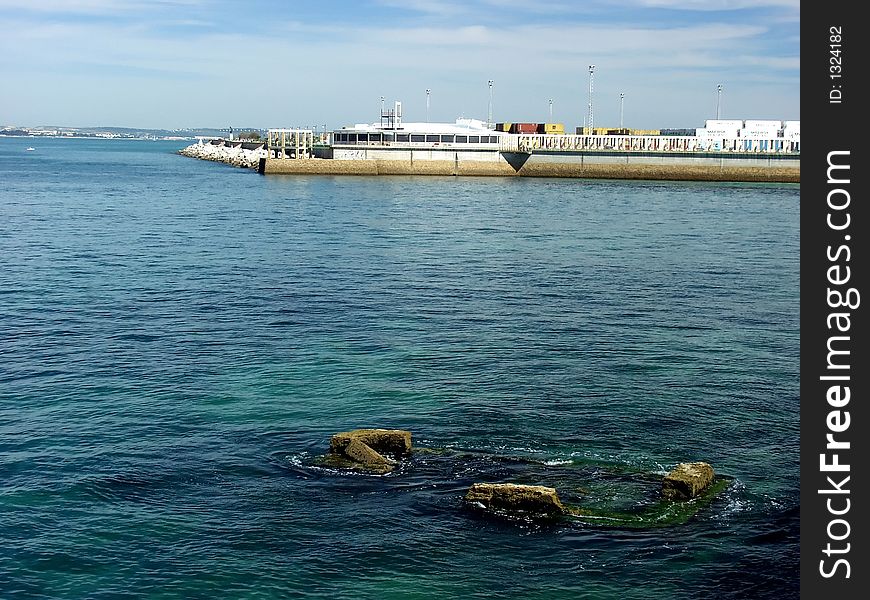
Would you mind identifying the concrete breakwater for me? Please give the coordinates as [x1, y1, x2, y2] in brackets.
[260, 152, 799, 183]
[178, 139, 267, 169]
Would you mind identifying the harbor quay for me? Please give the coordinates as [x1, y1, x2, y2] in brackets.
[178, 109, 799, 183]
[258, 151, 799, 183]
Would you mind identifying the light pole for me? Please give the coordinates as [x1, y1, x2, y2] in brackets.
[426, 89, 430, 122]
[488, 79, 494, 129]
[619, 93, 624, 129]
[716, 84, 722, 119]
[549, 98, 553, 121]
[587, 65, 595, 134]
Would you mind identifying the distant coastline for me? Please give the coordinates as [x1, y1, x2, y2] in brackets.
[1, 125, 264, 141]
[1, 133, 193, 141]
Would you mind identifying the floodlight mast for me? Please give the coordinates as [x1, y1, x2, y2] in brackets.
[587, 65, 595, 134]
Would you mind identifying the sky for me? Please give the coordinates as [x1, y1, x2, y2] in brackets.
[0, 0, 800, 131]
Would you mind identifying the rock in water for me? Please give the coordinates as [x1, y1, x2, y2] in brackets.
[329, 429, 412, 458]
[464, 483, 567, 516]
[343, 438, 395, 467]
[662, 462, 715, 500]
[325, 429, 412, 473]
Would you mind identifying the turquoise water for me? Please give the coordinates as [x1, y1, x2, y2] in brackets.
[1, 138, 798, 598]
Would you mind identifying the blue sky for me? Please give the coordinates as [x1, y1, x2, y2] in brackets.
[0, 0, 799, 130]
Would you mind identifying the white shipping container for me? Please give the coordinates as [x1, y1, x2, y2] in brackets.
[744, 120, 783, 129]
[784, 130, 800, 141]
[700, 128, 740, 139]
[740, 128, 780, 140]
[783, 120, 800, 131]
[742, 125, 780, 133]
[705, 119, 744, 129]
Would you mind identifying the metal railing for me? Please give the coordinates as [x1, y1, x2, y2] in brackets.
[501, 134, 799, 154]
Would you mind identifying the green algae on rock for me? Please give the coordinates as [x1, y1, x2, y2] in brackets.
[568, 477, 732, 528]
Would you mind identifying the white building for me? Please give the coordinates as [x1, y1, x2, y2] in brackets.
[331, 113, 507, 162]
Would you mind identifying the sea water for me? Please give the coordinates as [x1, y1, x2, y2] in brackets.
[0, 137, 799, 599]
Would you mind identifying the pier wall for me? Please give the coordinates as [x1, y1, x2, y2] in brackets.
[261, 158, 515, 176]
[261, 151, 799, 182]
[334, 148, 505, 162]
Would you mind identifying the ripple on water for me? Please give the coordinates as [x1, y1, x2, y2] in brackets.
[0, 139, 799, 599]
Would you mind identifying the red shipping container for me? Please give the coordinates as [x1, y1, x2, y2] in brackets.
[510, 123, 538, 134]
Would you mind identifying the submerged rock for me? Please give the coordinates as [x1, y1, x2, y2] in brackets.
[464, 483, 567, 516]
[326, 429, 412, 474]
[662, 462, 715, 500]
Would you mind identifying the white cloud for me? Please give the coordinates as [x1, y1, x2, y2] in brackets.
[0, 3, 798, 128]
[372, 0, 470, 17]
[0, 0, 201, 14]
[626, 0, 799, 11]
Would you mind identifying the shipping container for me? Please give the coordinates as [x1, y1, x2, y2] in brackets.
[739, 128, 780, 140]
[744, 120, 782, 129]
[607, 128, 631, 135]
[705, 120, 744, 129]
[701, 128, 740, 139]
[537, 123, 565, 134]
[659, 128, 696, 136]
[510, 123, 538, 134]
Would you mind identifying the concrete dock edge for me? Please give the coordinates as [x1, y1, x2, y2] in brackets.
[260, 157, 799, 183]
